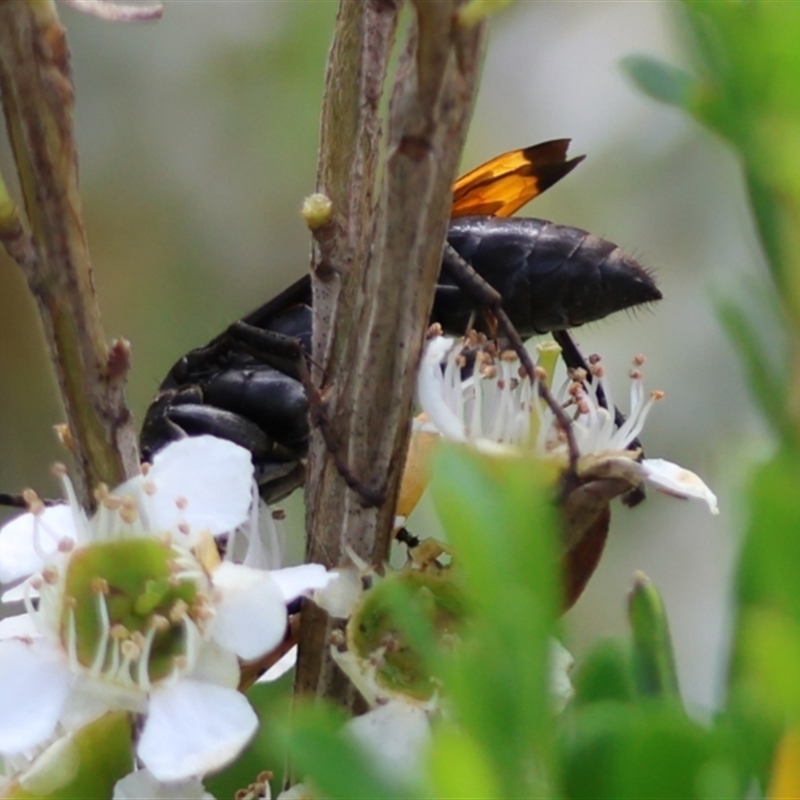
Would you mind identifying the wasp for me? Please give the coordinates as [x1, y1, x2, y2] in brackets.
[140, 140, 661, 505]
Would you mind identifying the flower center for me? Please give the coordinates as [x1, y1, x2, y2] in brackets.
[61, 538, 206, 686]
[348, 570, 467, 700]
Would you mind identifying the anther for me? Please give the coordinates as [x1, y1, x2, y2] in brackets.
[57, 537, 74, 553]
[143, 481, 157, 496]
[633, 354, 646, 366]
[272, 509, 286, 521]
[22, 488, 43, 514]
[651, 390, 665, 401]
[151, 614, 170, 633]
[51, 463, 67, 478]
[121, 640, 141, 660]
[175, 496, 188, 510]
[110, 624, 130, 640]
[178, 522, 190, 535]
[169, 599, 189, 623]
[140, 463, 151, 476]
[427, 323, 443, 338]
[91, 577, 109, 595]
[42, 566, 59, 585]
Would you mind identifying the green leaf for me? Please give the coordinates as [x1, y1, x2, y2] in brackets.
[572, 639, 635, 707]
[737, 448, 800, 616]
[4, 712, 133, 799]
[628, 573, 681, 702]
[427, 724, 500, 799]
[430, 445, 560, 797]
[620, 54, 697, 109]
[715, 290, 791, 444]
[560, 704, 723, 800]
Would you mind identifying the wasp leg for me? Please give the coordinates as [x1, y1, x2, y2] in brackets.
[552, 329, 646, 508]
[441, 242, 580, 479]
[227, 322, 386, 508]
[226, 321, 307, 382]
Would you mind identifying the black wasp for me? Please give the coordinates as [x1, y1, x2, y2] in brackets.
[140, 140, 661, 504]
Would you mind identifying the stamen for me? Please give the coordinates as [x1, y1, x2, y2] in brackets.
[42, 566, 59, 585]
[22, 488, 43, 515]
[89, 591, 111, 678]
[181, 615, 201, 673]
[66, 607, 79, 672]
[119, 496, 138, 525]
[118, 640, 141, 686]
[137, 622, 159, 691]
[169, 599, 189, 624]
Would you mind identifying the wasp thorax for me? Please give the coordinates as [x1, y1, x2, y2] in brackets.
[60, 538, 209, 686]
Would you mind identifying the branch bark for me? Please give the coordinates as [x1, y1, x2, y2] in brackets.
[298, 0, 486, 707]
[0, 0, 138, 505]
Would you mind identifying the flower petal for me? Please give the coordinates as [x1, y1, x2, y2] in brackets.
[1, 577, 38, 604]
[0, 505, 77, 584]
[549, 638, 575, 713]
[346, 701, 431, 785]
[271, 564, 335, 604]
[211, 562, 287, 661]
[113, 768, 216, 800]
[136, 437, 254, 538]
[641, 458, 719, 514]
[138, 679, 257, 781]
[417, 337, 467, 442]
[190, 641, 241, 689]
[0, 638, 72, 753]
[0, 613, 40, 640]
[313, 567, 360, 619]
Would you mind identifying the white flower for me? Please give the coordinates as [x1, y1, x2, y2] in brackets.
[417, 335, 718, 514]
[0, 436, 332, 781]
[346, 700, 431, 787]
[549, 639, 575, 713]
[113, 768, 215, 799]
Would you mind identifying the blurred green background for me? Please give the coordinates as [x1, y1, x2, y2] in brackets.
[0, 2, 761, 713]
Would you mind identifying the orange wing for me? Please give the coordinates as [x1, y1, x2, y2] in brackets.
[451, 139, 585, 219]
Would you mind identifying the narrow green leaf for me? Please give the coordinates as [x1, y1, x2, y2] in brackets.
[428, 724, 500, 799]
[572, 639, 635, 707]
[620, 54, 696, 109]
[560, 704, 719, 800]
[715, 291, 791, 443]
[430, 445, 560, 796]
[628, 573, 681, 702]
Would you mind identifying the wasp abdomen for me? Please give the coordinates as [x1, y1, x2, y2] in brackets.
[439, 217, 661, 336]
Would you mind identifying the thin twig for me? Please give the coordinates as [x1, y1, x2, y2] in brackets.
[0, 2, 140, 505]
[297, 0, 486, 708]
